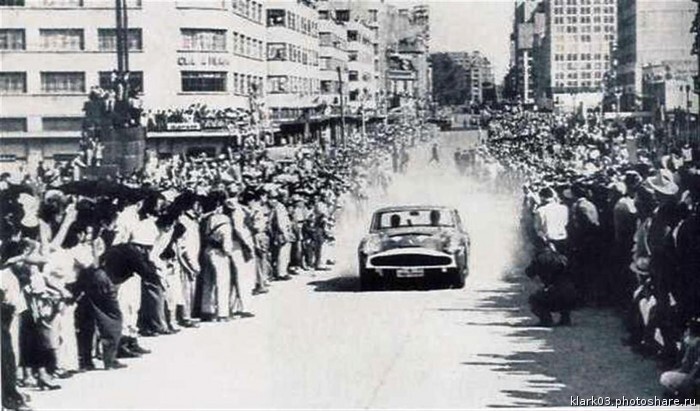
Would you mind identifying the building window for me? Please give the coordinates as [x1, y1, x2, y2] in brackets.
[267, 9, 286, 26]
[99, 71, 143, 92]
[41, 0, 83, 6]
[0, 118, 27, 132]
[42, 117, 82, 131]
[181, 29, 226, 51]
[0, 0, 25, 5]
[98, 28, 142, 51]
[267, 42, 286, 60]
[0, 29, 25, 50]
[41, 72, 84, 93]
[268, 75, 288, 93]
[348, 70, 358, 81]
[40, 29, 84, 51]
[0, 72, 26, 94]
[177, 0, 223, 8]
[335, 9, 349, 22]
[181, 71, 226, 92]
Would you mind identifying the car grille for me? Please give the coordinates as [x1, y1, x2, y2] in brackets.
[370, 253, 452, 267]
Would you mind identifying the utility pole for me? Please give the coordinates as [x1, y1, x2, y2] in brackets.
[115, 0, 129, 74]
[337, 66, 346, 148]
[692, 0, 699, 120]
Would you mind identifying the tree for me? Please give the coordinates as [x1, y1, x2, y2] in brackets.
[430, 53, 469, 106]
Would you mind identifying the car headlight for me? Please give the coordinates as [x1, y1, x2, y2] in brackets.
[444, 236, 461, 254]
[362, 234, 383, 255]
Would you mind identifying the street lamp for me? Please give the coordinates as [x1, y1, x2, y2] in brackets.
[685, 84, 692, 143]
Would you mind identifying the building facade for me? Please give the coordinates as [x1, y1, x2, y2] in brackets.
[265, 0, 322, 135]
[617, 0, 698, 111]
[0, 0, 269, 164]
[0, 0, 431, 167]
[443, 51, 494, 105]
[511, 0, 546, 105]
[543, 0, 618, 112]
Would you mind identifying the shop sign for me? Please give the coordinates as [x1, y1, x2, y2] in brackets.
[177, 55, 230, 67]
[167, 122, 202, 131]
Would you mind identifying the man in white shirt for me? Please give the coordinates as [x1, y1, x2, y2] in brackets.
[534, 187, 569, 254]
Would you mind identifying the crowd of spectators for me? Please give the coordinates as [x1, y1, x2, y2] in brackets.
[0, 118, 430, 411]
[143, 104, 257, 134]
[83, 71, 143, 132]
[479, 110, 700, 400]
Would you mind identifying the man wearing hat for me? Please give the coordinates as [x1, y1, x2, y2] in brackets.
[645, 171, 682, 363]
[289, 194, 310, 273]
[225, 184, 255, 318]
[268, 187, 294, 281]
[612, 171, 642, 302]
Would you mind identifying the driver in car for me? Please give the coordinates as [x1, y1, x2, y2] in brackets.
[429, 210, 441, 227]
[390, 214, 401, 228]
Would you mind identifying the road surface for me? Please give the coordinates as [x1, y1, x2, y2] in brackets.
[29, 131, 662, 409]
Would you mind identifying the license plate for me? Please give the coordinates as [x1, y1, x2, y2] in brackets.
[396, 268, 424, 278]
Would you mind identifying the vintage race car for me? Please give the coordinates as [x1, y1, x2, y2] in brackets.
[357, 205, 470, 290]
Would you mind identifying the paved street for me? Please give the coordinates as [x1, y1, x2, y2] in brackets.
[29, 131, 660, 409]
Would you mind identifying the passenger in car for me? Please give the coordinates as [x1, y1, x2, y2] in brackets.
[390, 214, 401, 228]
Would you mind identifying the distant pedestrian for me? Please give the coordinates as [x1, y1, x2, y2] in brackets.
[429, 143, 440, 164]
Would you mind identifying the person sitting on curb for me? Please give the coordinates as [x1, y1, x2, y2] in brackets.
[659, 317, 700, 400]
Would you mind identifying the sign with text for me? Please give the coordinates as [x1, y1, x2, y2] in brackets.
[166, 122, 202, 131]
[177, 55, 230, 67]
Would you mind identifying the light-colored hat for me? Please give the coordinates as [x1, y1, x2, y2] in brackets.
[644, 172, 678, 197]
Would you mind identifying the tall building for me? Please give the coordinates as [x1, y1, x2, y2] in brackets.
[316, 1, 348, 115]
[384, 5, 430, 110]
[442, 51, 494, 105]
[543, 0, 618, 112]
[0, 0, 270, 163]
[617, 0, 698, 111]
[511, 0, 546, 105]
[265, 0, 323, 142]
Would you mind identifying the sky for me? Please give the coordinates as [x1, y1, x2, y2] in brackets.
[391, 0, 515, 82]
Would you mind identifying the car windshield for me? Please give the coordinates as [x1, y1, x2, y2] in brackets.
[374, 209, 455, 229]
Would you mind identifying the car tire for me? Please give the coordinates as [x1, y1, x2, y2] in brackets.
[452, 267, 466, 289]
[359, 269, 381, 291]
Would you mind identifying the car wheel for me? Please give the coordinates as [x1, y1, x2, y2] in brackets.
[359, 269, 381, 291]
[452, 267, 466, 289]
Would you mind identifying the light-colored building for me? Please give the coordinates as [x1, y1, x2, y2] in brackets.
[1, 0, 268, 162]
[617, 0, 698, 111]
[643, 61, 698, 113]
[265, 0, 322, 136]
[345, 20, 377, 113]
[543, 0, 618, 112]
[316, 2, 348, 114]
[318, 0, 380, 115]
